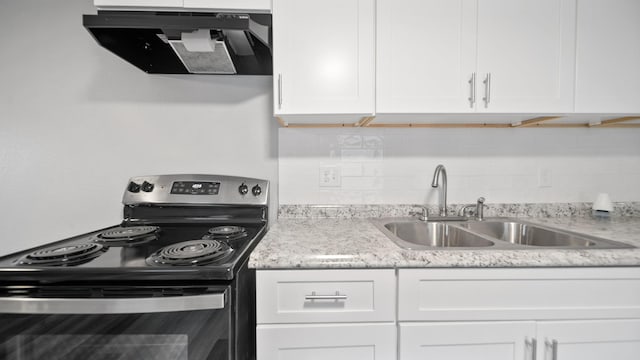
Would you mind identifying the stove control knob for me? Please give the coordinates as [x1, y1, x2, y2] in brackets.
[141, 181, 154, 192]
[252, 184, 262, 196]
[128, 181, 141, 193]
[238, 183, 249, 195]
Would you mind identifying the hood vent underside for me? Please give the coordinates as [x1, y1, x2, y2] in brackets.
[83, 11, 272, 75]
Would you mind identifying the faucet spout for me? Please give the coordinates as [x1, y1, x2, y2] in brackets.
[431, 164, 447, 216]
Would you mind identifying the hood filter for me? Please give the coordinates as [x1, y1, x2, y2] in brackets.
[169, 39, 236, 74]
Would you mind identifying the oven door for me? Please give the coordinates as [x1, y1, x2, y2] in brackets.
[0, 287, 234, 360]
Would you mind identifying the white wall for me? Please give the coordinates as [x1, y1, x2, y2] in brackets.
[0, 0, 278, 256]
[279, 128, 640, 205]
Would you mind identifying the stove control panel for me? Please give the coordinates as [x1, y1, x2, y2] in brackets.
[171, 181, 220, 195]
[123, 174, 269, 206]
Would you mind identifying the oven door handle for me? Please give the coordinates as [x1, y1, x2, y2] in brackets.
[0, 291, 226, 314]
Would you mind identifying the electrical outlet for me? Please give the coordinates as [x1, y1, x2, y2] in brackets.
[319, 166, 341, 187]
[538, 168, 552, 188]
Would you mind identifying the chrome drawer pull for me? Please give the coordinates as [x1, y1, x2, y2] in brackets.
[305, 291, 347, 301]
[278, 73, 283, 109]
[545, 339, 558, 360]
[525, 337, 537, 360]
[468, 72, 476, 108]
[482, 72, 491, 108]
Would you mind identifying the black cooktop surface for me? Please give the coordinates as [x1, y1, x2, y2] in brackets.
[0, 222, 266, 282]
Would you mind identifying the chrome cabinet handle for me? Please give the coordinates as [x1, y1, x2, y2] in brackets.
[304, 291, 347, 301]
[277, 73, 283, 109]
[468, 72, 476, 108]
[482, 72, 491, 108]
[545, 339, 558, 360]
[525, 338, 537, 360]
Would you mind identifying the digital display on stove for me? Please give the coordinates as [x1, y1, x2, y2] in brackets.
[170, 181, 220, 195]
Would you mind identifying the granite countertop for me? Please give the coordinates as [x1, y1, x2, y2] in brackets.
[249, 216, 640, 269]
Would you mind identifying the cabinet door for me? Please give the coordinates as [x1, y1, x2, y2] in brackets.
[476, 0, 576, 112]
[537, 319, 640, 360]
[94, 0, 183, 7]
[575, 0, 640, 112]
[257, 323, 396, 360]
[376, 0, 477, 113]
[272, 0, 375, 115]
[400, 322, 536, 360]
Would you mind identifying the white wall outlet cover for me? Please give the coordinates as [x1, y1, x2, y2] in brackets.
[538, 168, 553, 188]
[319, 166, 341, 187]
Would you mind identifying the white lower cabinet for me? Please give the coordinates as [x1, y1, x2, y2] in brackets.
[397, 268, 640, 360]
[536, 319, 640, 360]
[255, 269, 397, 360]
[257, 323, 396, 360]
[256, 268, 640, 360]
[400, 321, 536, 360]
[399, 319, 640, 360]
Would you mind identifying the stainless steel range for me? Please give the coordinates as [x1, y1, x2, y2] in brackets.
[0, 174, 269, 360]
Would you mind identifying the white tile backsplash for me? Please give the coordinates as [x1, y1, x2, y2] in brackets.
[279, 127, 640, 205]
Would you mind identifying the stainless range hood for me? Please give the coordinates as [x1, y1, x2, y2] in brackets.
[83, 11, 272, 75]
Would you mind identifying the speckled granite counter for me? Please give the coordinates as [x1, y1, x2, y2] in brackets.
[249, 216, 640, 269]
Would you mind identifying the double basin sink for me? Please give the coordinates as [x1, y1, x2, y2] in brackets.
[372, 218, 633, 250]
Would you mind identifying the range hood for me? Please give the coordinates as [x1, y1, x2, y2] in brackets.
[83, 11, 272, 75]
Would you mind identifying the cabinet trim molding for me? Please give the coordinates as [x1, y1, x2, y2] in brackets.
[276, 115, 640, 128]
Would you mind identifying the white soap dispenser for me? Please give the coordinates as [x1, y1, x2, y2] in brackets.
[592, 193, 614, 218]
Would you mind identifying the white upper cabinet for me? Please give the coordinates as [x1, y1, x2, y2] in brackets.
[476, 0, 576, 113]
[182, 0, 271, 10]
[94, 0, 183, 7]
[272, 0, 375, 116]
[575, 0, 640, 113]
[377, 0, 577, 114]
[95, 0, 271, 11]
[376, 0, 477, 113]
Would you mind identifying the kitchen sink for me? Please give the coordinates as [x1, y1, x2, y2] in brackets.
[383, 221, 494, 249]
[372, 218, 634, 250]
[458, 220, 633, 249]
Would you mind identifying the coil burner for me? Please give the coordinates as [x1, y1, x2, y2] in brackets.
[146, 239, 233, 266]
[204, 226, 248, 242]
[92, 226, 159, 247]
[17, 243, 108, 267]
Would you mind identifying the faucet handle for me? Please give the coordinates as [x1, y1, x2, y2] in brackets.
[458, 204, 476, 217]
[410, 206, 429, 221]
[458, 197, 486, 220]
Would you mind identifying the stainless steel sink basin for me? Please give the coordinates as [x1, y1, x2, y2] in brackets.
[372, 218, 634, 250]
[459, 220, 633, 249]
[376, 221, 495, 249]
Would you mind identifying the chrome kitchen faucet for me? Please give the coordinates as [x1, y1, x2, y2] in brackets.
[431, 164, 448, 216]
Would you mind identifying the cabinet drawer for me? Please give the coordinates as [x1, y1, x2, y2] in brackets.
[256, 269, 395, 323]
[398, 268, 640, 321]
